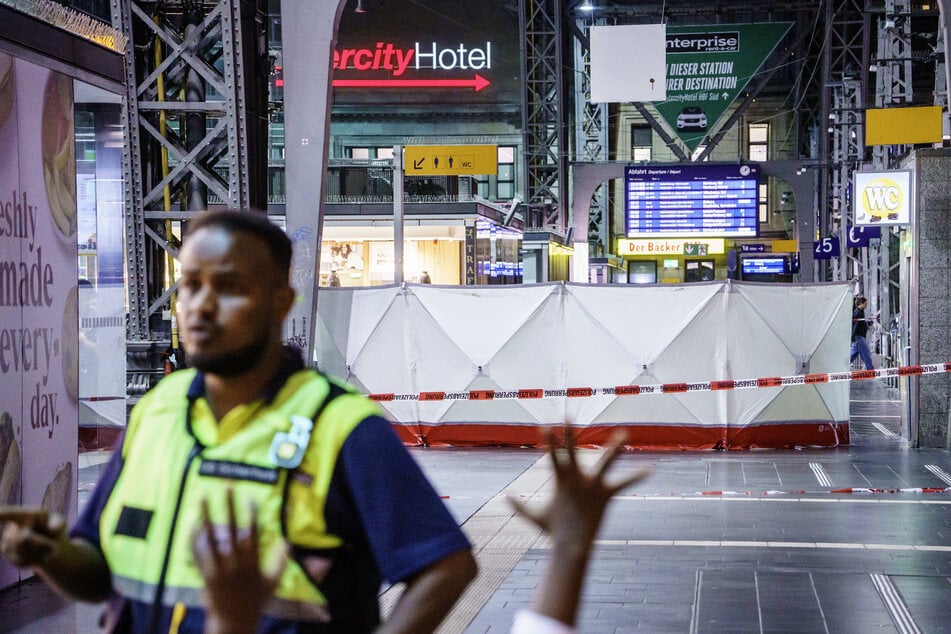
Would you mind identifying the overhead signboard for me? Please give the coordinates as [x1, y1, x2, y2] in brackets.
[590, 24, 667, 103]
[331, 1, 520, 107]
[405, 145, 498, 176]
[853, 170, 912, 225]
[813, 237, 840, 260]
[865, 106, 943, 146]
[624, 164, 759, 238]
[653, 23, 793, 153]
[618, 238, 725, 256]
[847, 225, 881, 247]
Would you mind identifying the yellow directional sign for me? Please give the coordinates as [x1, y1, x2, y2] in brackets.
[405, 145, 498, 176]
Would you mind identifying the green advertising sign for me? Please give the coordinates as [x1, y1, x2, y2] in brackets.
[654, 23, 792, 153]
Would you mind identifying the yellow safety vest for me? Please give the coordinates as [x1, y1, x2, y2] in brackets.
[98, 367, 382, 626]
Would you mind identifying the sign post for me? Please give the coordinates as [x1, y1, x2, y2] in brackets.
[393, 145, 404, 284]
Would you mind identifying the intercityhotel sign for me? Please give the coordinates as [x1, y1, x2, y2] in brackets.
[332, 41, 494, 91]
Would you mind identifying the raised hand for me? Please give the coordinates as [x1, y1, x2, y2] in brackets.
[510, 426, 650, 553]
[191, 490, 290, 634]
[508, 426, 650, 628]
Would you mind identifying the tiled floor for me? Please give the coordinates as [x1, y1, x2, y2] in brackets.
[4, 380, 951, 633]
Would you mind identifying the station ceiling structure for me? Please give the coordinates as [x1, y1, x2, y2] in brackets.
[102, 0, 948, 386]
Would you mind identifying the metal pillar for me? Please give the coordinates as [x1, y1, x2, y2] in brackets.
[572, 16, 608, 253]
[115, 0, 266, 391]
[868, 0, 915, 384]
[829, 78, 864, 282]
[818, 0, 868, 282]
[519, 0, 569, 232]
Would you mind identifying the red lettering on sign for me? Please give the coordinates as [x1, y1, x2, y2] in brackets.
[615, 385, 640, 395]
[898, 365, 923, 376]
[712, 380, 735, 390]
[469, 390, 495, 400]
[805, 374, 829, 384]
[850, 370, 877, 380]
[662, 383, 689, 393]
[518, 389, 543, 399]
[419, 391, 445, 401]
[757, 377, 782, 387]
[370, 393, 395, 401]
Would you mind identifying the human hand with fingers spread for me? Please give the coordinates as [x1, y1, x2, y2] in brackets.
[508, 426, 650, 632]
[192, 491, 290, 634]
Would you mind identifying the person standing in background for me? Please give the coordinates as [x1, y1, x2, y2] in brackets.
[850, 296, 875, 370]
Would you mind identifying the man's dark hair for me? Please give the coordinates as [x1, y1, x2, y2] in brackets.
[187, 210, 293, 280]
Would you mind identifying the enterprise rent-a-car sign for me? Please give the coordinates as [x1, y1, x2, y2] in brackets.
[625, 164, 759, 238]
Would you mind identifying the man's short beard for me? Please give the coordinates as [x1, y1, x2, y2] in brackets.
[186, 331, 271, 377]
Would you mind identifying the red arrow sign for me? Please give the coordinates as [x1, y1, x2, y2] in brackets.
[333, 74, 490, 92]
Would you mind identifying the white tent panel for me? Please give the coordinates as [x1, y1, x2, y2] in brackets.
[754, 386, 839, 422]
[315, 281, 852, 448]
[410, 284, 558, 366]
[734, 283, 852, 362]
[314, 285, 401, 379]
[404, 292, 487, 422]
[565, 283, 724, 365]
[479, 291, 566, 425]
[439, 376, 548, 424]
[349, 291, 416, 422]
[723, 289, 803, 426]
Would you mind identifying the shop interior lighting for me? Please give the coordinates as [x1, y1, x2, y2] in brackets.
[578, 0, 594, 11]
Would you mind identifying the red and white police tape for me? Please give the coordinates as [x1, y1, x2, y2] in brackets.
[368, 362, 951, 403]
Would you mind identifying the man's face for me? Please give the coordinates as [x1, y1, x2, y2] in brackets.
[177, 227, 289, 376]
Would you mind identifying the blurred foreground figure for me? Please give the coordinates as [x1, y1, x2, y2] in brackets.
[1, 210, 476, 633]
[193, 425, 649, 634]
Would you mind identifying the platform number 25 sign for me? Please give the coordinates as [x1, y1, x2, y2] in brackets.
[813, 237, 840, 260]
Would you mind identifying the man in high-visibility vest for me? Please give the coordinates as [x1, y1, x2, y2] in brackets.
[0, 210, 477, 633]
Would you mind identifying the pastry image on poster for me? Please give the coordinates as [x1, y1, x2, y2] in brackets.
[62, 286, 79, 402]
[41, 461, 73, 517]
[0, 52, 13, 130]
[0, 412, 21, 505]
[42, 71, 77, 239]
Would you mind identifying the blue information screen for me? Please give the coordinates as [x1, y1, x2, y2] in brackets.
[625, 164, 759, 238]
[741, 256, 787, 275]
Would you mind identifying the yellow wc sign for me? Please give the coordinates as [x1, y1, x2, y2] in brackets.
[853, 170, 912, 225]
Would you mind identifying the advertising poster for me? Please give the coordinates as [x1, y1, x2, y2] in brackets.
[653, 23, 793, 153]
[0, 54, 79, 588]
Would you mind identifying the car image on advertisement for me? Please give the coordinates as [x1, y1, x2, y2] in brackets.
[677, 106, 707, 130]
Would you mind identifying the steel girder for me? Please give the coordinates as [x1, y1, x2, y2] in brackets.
[572, 17, 609, 248]
[818, 0, 869, 282]
[519, 0, 569, 231]
[115, 0, 259, 342]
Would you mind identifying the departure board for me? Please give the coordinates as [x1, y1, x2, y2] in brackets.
[625, 164, 759, 238]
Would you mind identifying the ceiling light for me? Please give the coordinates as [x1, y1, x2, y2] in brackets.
[579, 0, 594, 11]
[355, 0, 367, 13]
